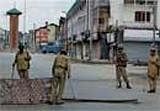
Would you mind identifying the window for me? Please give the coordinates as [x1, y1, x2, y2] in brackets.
[136, 0, 145, 4]
[146, 12, 151, 22]
[135, 11, 151, 22]
[147, 1, 154, 5]
[99, 18, 105, 24]
[147, 0, 157, 5]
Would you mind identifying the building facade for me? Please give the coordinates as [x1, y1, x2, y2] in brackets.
[35, 22, 59, 50]
[109, 0, 160, 62]
[35, 26, 48, 48]
[57, 16, 69, 51]
[67, 0, 110, 60]
[47, 23, 59, 42]
[110, 0, 159, 29]
[0, 28, 10, 50]
[0, 28, 5, 50]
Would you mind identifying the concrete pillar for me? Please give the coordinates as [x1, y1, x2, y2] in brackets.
[10, 15, 19, 49]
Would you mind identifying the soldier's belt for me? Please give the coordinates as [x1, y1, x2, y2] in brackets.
[56, 65, 66, 69]
[117, 65, 127, 67]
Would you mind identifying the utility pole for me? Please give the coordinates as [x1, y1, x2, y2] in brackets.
[153, 1, 157, 46]
[115, 20, 118, 43]
[86, 0, 92, 60]
[89, 0, 92, 60]
[23, 0, 27, 45]
[4, 13, 8, 47]
[113, 20, 119, 57]
[71, 18, 74, 58]
[13, 1, 16, 8]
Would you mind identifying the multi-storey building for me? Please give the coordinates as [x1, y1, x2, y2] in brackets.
[66, 0, 160, 61]
[0, 28, 9, 50]
[35, 22, 59, 49]
[47, 23, 59, 42]
[110, 0, 158, 29]
[35, 26, 48, 47]
[110, 0, 160, 61]
[67, 0, 110, 59]
[0, 28, 5, 50]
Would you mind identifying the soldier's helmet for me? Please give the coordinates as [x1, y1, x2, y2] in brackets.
[150, 47, 156, 52]
[18, 44, 24, 50]
[60, 49, 67, 55]
[117, 44, 124, 50]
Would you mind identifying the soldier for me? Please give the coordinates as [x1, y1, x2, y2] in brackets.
[147, 47, 160, 93]
[49, 50, 71, 105]
[115, 45, 132, 89]
[12, 44, 31, 79]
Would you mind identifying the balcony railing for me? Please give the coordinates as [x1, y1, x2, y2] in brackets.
[124, 0, 157, 5]
[94, 0, 110, 8]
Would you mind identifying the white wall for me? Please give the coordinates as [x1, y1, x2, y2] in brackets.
[48, 25, 56, 42]
[110, 0, 154, 27]
[157, 0, 160, 29]
[67, 4, 86, 39]
[123, 5, 153, 23]
[124, 29, 160, 41]
[110, 0, 124, 26]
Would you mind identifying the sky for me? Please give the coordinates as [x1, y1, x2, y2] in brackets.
[0, 0, 75, 32]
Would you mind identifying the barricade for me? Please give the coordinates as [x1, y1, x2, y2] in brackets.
[0, 78, 53, 104]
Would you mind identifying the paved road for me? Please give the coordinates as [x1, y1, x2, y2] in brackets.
[0, 52, 147, 80]
[1, 52, 160, 111]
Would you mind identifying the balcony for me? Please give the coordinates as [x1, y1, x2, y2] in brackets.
[124, 0, 134, 4]
[97, 24, 108, 32]
[122, 21, 154, 29]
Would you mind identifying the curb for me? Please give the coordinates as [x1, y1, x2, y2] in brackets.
[71, 59, 111, 65]
[63, 98, 139, 104]
[1, 98, 138, 105]
[71, 59, 148, 66]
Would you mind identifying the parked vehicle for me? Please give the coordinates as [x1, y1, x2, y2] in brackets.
[41, 41, 64, 54]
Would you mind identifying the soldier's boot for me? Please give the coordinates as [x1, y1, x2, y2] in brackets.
[56, 98, 64, 105]
[46, 101, 54, 105]
[117, 82, 122, 88]
[46, 98, 55, 105]
[126, 82, 132, 89]
[147, 89, 156, 93]
[56, 100, 64, 105]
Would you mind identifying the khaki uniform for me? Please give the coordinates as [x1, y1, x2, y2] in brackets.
[148, 55, 160, 91]
[49, 55, 70, 103]
[14, 51, 31, 79]
[116, 52, 129, 84]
